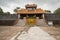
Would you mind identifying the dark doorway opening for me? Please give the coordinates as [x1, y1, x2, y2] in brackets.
[20, 14, 43, 19]
[20, 14, 26, 19]
[36, 14, 43, 19]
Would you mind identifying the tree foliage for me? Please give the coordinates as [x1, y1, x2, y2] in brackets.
[45, 10, 51, 13]
[0, 7, 11, 14]
[4, 12, 10, 14]
[54, 8, 60, 14]
[14, 7, 20, 13]
[0, 8, 3, 14]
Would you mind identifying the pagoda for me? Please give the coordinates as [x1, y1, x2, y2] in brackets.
[17, 4, 45, 25]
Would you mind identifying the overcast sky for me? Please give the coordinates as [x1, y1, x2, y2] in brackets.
[0, 0, 60, 13]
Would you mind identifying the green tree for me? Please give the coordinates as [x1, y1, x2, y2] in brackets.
[14, 7, 20, 13]
[0, 7, 3, 14]
[4, 12, 10, 14]
[54, 8, 60, 14]
[45, 10, 51, 13]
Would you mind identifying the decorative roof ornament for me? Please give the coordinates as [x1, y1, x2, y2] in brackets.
[25, 4, 37, 8]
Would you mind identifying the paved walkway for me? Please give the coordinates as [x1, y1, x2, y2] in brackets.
[0, 26, 25, 40]
[0, 26, 60, 40]
[12, 26, 56, 40]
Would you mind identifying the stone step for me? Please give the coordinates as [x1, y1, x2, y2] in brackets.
[16, 19, 47, 26]
[36, 19, 47, 26]
[16, 19, 26, 26]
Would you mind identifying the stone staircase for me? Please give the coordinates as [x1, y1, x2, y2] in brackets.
[16, 19, 26, 26]
[16, 19, 47, 26]
[36, 19, 47, 26]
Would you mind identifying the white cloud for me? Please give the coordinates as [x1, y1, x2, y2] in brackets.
[0, 0, 60, 13]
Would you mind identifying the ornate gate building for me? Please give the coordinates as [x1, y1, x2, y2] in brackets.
[17, 4, 45, 25]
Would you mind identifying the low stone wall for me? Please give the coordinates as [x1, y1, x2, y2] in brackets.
[0, 14, 19, 26]
[0, 14, 18, 20]
[44, 14, 60, 21]
[44, 14, 60, 25]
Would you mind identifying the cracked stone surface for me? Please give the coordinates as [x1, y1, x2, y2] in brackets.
[17, 26, 56, 40]
[0, 26, 60, 40]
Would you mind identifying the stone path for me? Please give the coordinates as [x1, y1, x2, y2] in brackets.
[0, 26, 25, 40]
[0, 26, 60, 40]
[16, 26, 56, 40]
[40, 26, 60, 40]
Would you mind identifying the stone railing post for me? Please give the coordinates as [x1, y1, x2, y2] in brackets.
[36, 17, 39, 25]
[23, 17, 26, 26]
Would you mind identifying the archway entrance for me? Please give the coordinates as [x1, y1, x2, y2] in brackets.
[20, 14, 44, 25]
[26, 17, 36, 25]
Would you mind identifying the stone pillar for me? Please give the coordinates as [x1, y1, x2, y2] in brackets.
[43, 14, 44, 19]
[36, 17, 39, 25]
[23, 17, 26, 25]
[18, 14, 20, 19]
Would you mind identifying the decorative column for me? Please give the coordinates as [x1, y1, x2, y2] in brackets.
[36, 17, 39, 25]
[23, 17, 26, 26]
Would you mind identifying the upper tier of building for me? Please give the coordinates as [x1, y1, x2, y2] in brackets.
[17, 4, 45, 14]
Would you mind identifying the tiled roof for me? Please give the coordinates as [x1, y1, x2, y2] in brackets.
[17, 8, 45, 14]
